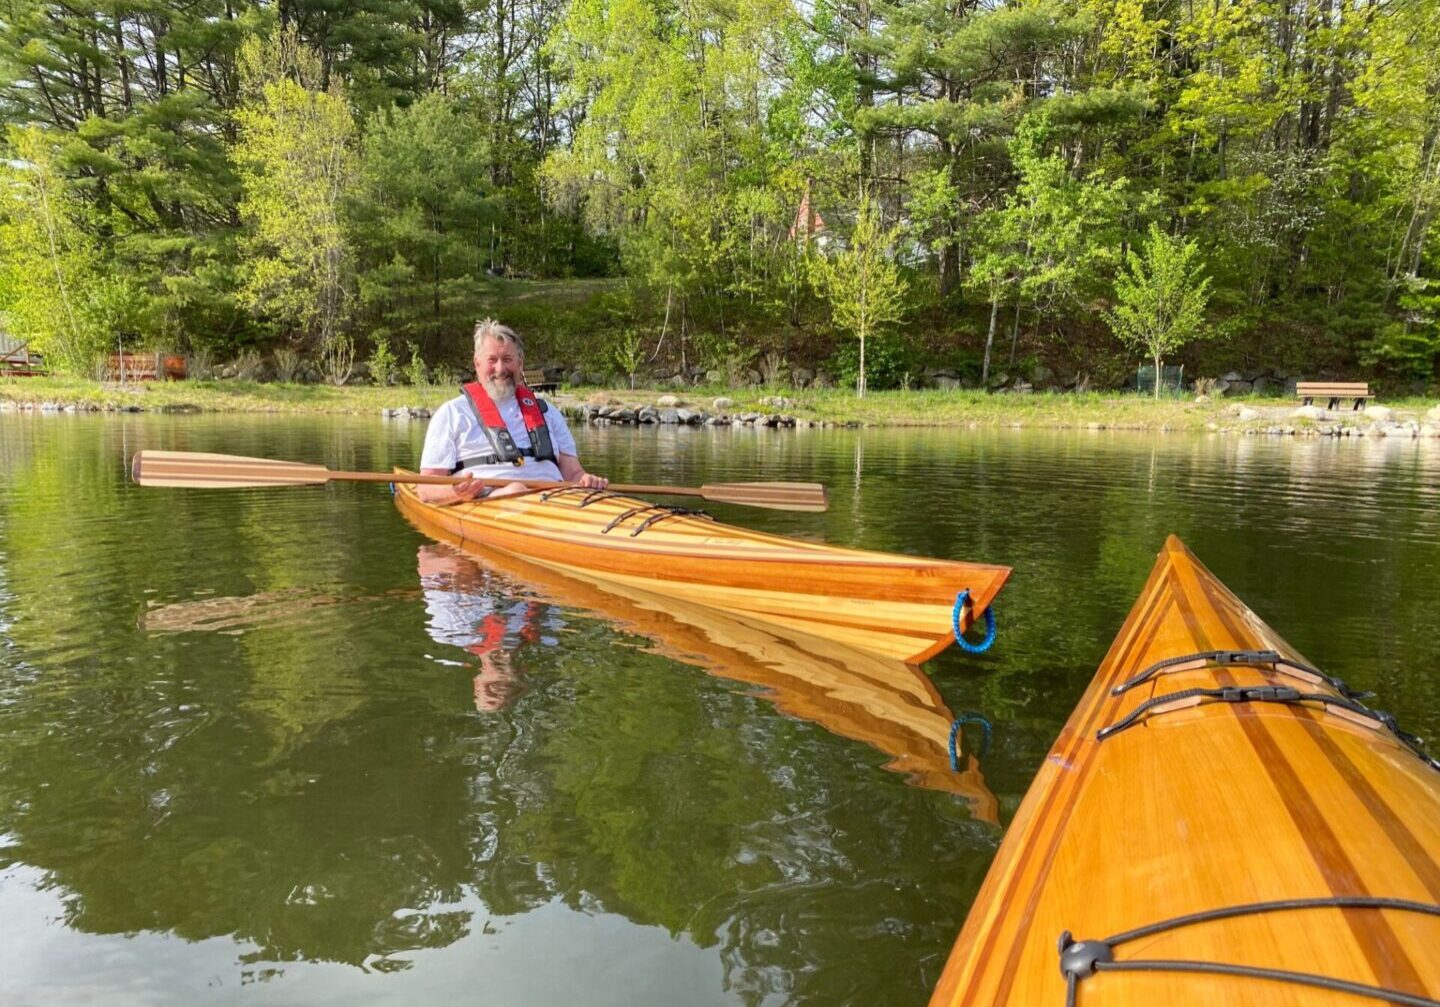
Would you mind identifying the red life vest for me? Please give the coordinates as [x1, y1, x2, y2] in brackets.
[464, 603, 542, 657]
[455, 381, 556, 471]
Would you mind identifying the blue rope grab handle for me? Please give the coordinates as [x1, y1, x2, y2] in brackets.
[949, 712, 993, 770]
[951, 588, 997, 654]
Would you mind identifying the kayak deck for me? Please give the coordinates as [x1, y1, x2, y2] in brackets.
[931, 534, 1440, 1006]
[393, 475, 1010, 664]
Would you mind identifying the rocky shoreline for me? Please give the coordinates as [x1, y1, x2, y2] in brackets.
[7, 390, 1440, 438]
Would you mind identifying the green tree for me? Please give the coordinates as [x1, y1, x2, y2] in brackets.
[233, 29, 359, 380]
[809, 197, 907, 397]
[1106, 224, 1213, 397]
[0, 126, 105, 373]
[353, 92, 492, 355]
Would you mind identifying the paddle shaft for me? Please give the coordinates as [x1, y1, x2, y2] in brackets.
[128, 451, 827, 510]
[339, 469, 706, 499]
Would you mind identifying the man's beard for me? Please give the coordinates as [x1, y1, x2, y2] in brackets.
[481, 373, 517, 402]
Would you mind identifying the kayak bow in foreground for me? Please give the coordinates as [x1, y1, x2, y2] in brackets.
[931, 534, 1440, 1007]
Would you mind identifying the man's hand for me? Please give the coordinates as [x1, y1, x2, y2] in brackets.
[574, 472, 609, 489]
[450, 474, 491, 501]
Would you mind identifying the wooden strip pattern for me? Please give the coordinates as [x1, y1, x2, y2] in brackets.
[393, 475, 1011, 664]
[929, 535, 1440, 1006]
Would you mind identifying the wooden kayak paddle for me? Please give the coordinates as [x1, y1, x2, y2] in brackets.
[129, 450, 829, 512]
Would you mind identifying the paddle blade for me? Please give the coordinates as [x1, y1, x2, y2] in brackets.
[700, 482, 829, 512]
[131, 450, 330, 489]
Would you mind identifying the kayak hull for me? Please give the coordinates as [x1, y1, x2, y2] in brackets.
[930, 535, 1440, 1006]
[393, 476, 1010, 664]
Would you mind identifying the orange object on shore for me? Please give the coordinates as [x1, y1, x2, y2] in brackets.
[392, 473, 1009, 664]
[930, 535, 1440, 1007]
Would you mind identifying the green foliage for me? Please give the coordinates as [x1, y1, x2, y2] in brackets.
[0, 127, 107, 373]
[234, 29, 359, 350]
[1106, 225, 1214, 397]
[1362, 277, 1440, 381]
[609, 329, 646, 389]
[808, 198, 909, 397]
[827, 336, 911, 392]
[1, 0, 1439, 382]
[367, 338, 399, 386]
[353, 93, 492, 356]
[403, 342, 429, 387]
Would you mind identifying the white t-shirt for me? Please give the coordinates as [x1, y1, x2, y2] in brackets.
[420, 391, 579, 482]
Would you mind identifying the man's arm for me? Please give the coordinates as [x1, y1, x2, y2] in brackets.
[417, 467, 490, 504]
[557, 453, 608, 489]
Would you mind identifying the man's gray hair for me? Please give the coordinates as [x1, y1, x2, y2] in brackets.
[473, 318, 524, 358]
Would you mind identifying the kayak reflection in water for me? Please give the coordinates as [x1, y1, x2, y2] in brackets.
[416, 544, 563, 712]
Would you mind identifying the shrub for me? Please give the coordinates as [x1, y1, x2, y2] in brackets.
[272, 346, 304, 382]
[367, 338, 398, 386]
[231, 349, 265, 381]
[403, 341, 428, 386]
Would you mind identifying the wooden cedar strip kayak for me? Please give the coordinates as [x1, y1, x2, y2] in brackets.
[392, 474, 1010, 665]
[930, 534, 1440, 1007]
[417, 537, 998, 819]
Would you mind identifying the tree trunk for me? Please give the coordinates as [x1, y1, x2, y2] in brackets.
[982, 291, 999, 387]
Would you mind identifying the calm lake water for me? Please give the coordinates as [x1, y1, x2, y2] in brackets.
[2, 412, 1438, 1006]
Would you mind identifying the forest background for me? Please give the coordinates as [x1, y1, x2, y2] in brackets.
[2, 0, 1438, 394]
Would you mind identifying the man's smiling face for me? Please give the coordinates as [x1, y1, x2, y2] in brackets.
[475, 336, 522, 401]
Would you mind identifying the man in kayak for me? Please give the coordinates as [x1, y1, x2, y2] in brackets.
[417, 318, 608, 504]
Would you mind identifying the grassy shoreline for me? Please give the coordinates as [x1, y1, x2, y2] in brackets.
[3, 375, 1438, 434]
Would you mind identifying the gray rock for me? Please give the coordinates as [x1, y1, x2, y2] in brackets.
[658, 408, 681, 424]
[1292, 405, 1326, 420]
[638, 407, 660, 423]
[791, 368, 814, 387]
[759, 395, 794, 409]
[1250, 375, 1269, 396]
[935, 376, 964, 391]
[676, 408, 696, 424]
[1363, 405, 1394, 422]
[1425, 405, 1440, 423]
[1237, 406, 1261, 421]
[656, 394, 680, 407]
[712, 396, 735, 410]
[1222, 370, 1243, 382]
[739, 412, 761, 423]
[1284, 377, 1300, 396]
[705, 369, 725, 385]
[1422, 424, 1440, 438]
[1225, 380, 1253, 396]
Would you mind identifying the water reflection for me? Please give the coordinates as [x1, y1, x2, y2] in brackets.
[410, 541, 998, 820]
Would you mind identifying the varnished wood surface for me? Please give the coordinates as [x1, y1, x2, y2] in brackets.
[418, 536, 998, 819]
[393, 474, 1011, 664]
[930, 535, 1440, 1007]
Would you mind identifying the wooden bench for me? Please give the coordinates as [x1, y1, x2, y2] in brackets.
[1296, 381, 1371, 411]
[107, 352, 187, 381]
[524, 369, 559, 394]
[1, 338, 48, 377]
